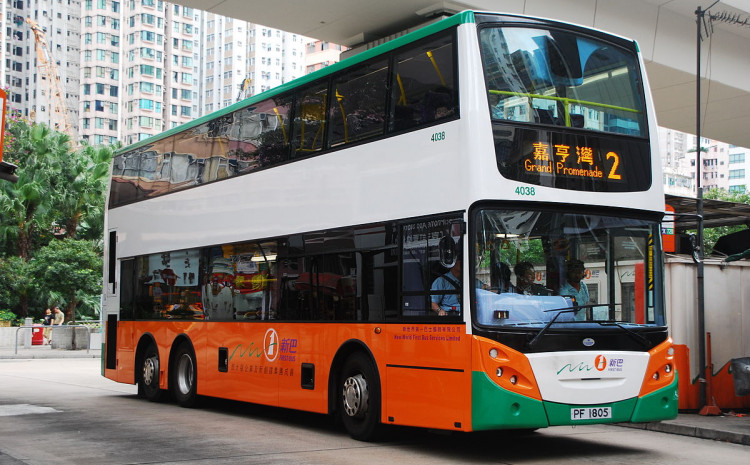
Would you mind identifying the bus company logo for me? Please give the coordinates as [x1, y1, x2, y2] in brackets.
[594, 355, 607, 371]
[264, 328, 279, 362]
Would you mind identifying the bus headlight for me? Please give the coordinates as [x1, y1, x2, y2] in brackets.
[665, 364, 672, 373]
[489, 348, 498, 359]
[496, 367, 503, 377]
[510, 375, 518, 385]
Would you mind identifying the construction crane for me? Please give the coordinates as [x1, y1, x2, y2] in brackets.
[26, 18, 75, 140]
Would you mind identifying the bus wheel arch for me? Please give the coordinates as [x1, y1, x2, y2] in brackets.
[330, 341, 383, 441]
[135, 334, 164, 402]
[169, 335, 199, 407]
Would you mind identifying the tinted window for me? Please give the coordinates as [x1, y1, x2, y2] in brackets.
[172, 116, 233, 185]
[119, 250, 203, 321]
[329, 60, 388, 147]
[479, 26, 645, 137]
[230, 95, 292, 173]
[401, 215, 464, 317]
[294, 83, 328, 157]
[390, 35, 457, 132]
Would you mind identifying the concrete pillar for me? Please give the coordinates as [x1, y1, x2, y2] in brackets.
[23, 318, 32, 348]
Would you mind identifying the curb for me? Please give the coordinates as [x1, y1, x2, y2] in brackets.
[618, 421, 750, 446]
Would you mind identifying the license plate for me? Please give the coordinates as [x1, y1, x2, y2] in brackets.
[571, 407, 611, 420]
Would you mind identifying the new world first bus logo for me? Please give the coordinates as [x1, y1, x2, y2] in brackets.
[557, 354, 624, 375]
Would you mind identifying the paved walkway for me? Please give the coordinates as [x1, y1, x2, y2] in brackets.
[1, 345, 748, 446]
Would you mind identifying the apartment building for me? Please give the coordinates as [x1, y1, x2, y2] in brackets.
[727, 145, 748, 195]
[305, 40, 345, 74]
[3, 0, 81, 137]
[199, 14, 308, 114]
[3, 0, 318, 148]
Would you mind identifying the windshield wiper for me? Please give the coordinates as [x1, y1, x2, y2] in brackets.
[597, 321, 652, 349]
[526, 307, 578, 349]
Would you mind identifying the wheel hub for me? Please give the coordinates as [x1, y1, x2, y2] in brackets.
[143, 356, 158, 386]
[342, 374, 369, 417]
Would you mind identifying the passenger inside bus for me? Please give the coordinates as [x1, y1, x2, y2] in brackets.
[513, 261, 552, 296]
[430, 258, 462, 316]
[559, 258, 591, 312]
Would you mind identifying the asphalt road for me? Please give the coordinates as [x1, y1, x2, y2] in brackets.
[0, 358, 747, 465]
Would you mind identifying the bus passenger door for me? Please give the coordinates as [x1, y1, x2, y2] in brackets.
[385, 216, 472, 430]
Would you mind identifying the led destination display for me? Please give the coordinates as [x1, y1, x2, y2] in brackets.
[494, 126, 652, 192]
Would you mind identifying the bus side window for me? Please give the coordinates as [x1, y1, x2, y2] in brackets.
[390, 33, 457, 132]
[293, 83, 328, 157]
[328, 60, 388, 147]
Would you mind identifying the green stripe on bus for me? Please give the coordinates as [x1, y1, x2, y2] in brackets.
[471, 371, 549, 430]
[629, 375, 679, 422]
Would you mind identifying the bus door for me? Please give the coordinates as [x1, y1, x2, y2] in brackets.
[385, 216, 471, 430]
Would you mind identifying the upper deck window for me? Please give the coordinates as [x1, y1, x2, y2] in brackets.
[479, 26, 645, 137]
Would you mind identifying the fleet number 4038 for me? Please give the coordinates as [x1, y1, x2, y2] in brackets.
[515, 186, 536, 196]
[431, 131, 446, 142]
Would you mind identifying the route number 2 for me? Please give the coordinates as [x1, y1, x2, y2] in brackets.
[606, 152, 622, 180]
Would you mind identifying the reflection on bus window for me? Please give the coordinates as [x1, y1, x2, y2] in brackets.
[473, 208, 663, 327]
[232, 96, 292, 172]
[390, 36, 457, 132]
[329, 60, 388, 146]
[479, 27, 645, 136]
[294, 83, 328, 156]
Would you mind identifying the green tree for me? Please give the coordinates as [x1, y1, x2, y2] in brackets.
[53, 143, 112, 240]
[0, 256, 36, 319]
[702, 188, 750, 255]
[30, 239, 102, 323]
[0, 121, 70, 259]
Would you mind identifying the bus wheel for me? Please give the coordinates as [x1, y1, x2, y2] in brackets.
[170, 343, 198, 407]
[139, 344, 163, 402]
[339, 352, 382, 441]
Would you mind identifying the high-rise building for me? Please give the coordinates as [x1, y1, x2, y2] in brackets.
[304, 40, 345, 74]
[727, 145, 748, 195]
[80, 0, 121, 146]
[199, 14, 308, 114]
[3, 0, 81, 137]
[3, 1, 318, 147]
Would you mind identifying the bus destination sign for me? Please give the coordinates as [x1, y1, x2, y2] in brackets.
[494, 126, 652, 192]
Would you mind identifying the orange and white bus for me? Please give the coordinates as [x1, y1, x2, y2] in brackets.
[102, 10, 677, 440]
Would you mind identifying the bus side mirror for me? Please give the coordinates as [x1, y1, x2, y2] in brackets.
[439, 236, 457, 268]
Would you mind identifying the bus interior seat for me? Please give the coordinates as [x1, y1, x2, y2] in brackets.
[570, 113, 584, 128]
[535, 109, 557, 125]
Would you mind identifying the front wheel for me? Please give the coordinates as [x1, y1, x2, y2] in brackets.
[138, 344, 164, 402]
[338, 352, 382, 441]
[170, 342, 198, 407]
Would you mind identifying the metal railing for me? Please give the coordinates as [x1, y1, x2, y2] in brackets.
[14, 325, 93, 355]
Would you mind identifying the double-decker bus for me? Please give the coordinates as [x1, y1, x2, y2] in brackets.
[102, 10, 678, 440]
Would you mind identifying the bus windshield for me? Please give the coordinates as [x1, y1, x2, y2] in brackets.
[479, 26, 645, 137]
[472, 207, 664, 328]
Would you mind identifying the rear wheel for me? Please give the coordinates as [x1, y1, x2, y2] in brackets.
[338, 352, 382, 441]
[170, 342, 198, 407]
[138, 344, 164, 402]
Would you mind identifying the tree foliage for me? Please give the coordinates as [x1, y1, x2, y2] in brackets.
[0, 118, 112, 322]
[702, 188, 750, 255]
[29, 239, 102, 322]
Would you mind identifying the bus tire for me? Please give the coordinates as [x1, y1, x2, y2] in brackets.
[338, 352, 382, 441]
[170, 342, 198, 407]
[139, 344, 164, 402]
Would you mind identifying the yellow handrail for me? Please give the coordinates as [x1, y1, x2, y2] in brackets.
[489, 89, 640, 127]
